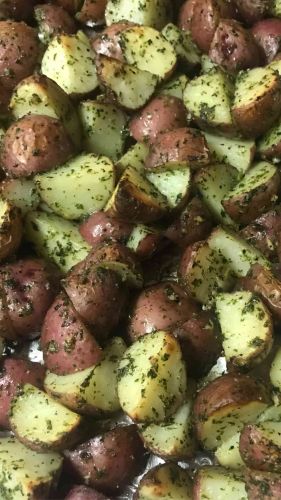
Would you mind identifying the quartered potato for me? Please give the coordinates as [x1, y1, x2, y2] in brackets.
[105, 0, 173, 30]
[1, 178, 40, 215]
[162, 22, 201, 69]
[215, 432, 244, 470]
[204, 132, 256, 175]
[193, 467, 247, 500]
[135, 463, 192, 500]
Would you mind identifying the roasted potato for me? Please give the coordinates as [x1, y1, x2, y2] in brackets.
[129, 95, 187, 144]
[92, 21, 135, 61]
[1, 115, 74, 179]
[65, 426, 145, 494]
[241, 206, 281, 260]
[240, 421, 281, 472]
[252, 18, 281, 62]
[41, 293, 103, 375]
[126, 224, 165, 260]
[128, 281, 199, 341]
[209, 20, 262, 73]
[178, 0, 197, 31]
[35, 4, 77, 44]
[54, 0, 82, 14]
[79, 211, 133, 247]
[0, 0, 38, 21]
[0, 198, 22, 262]
[235, 0, 271, 25]
[0, 21, 39, 90]
[105, 0, 173, 30]
[193, 467, 247, 500]
[65, 485, 110, 500]
[135, 463, 192, 499]
[258, 116, 281, 161]
[204, 132, 256, 175]
[76, 0, 107, 25]
[0, 358, 45, 429]
[145, 127, 210, 170]
[246, 470, 281, 500]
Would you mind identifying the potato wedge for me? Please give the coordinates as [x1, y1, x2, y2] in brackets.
[159, 73, 189, 99]
[0, 198, 22, 261]
[204, 132, 255, 175]
[105, 0, 172, 30]
[232, 66, 281, 138]
[240, 421, 281, 472]
[126, 224, 163, 260]
[97, 56, 158, 110]
[193, 467, 247, 500]
[1, 179, 39, 215]
[216, 291, 273, 369]
[162, 23, 201, 69]
[44, 337, 126, 415]
[35, 153, 115, 220]
[222, 161, 280, 224]
[258, 116, 281, 161]
[116, 143, 149, 177]
[215, 432, 244, 470]
[24, 211, 91, 273]
[117, 330, 187, 423]
[42, 31, 98, 96]
[193, 373, 269, 450]
[10, 384, 82, 452]
[146, 165, 191, 210]
[135, 463, 192, 500]
[0, 436, 63, 499]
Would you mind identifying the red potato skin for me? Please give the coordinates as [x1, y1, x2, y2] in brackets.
[0, 358, 45, 429]
[0, 259, 59, 340]
[0, 83, 11, 116]
[234, 0, 271, 26]
[241, 207, 281, 261]
[129, 96, 187, 144]
[35, 4, 77, 40]
[209, 20, 263, 73]
[41, 293, 103, 375]
[76, 0, 107, 25]
[252, 19, 281, 63]
[133, 230, 166, 261]
[165, 197, 213, 248]
[128, 281, 199, 341]
[92, 22, 136, 61]
[79, 211, 133, 247]
[245, 470, 281, 500]
[65, 485, 110, 500]
[239, 423, 281, 473]
[1, 115, 74, 179]
[145, 127, 210, 170]
[0, 21, 39, 91]
[54, 0, 82, 14]
[178, 0, 198, 31]
[65, 426, 145, 494]
[0, 0, 38, 21]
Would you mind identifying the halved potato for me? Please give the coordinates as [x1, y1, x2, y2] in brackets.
[162, 23, 201, 69]
[10, 384, 82, 452]
[146, 165, 191, 210]
[105, 0, 172, 30]
[44, 337, 126, 415]
[1, 179, 39, 215]
[232, 66, 281, 138]
[105, 166, 168, 223]
[135, 463, 192, 500]
[119, 25, 176, 80]
[97, 56, 158, 110]
[35, 154, 115, 220]
[117, 330, 187, 423]
[0, 198, 22, 261]
[222, 161, 280, 224]
[215, 433, 244, 470]
[0, 436, 63, 499]
[42, 31, 98, 95]
[216, 291, 273, 369]
[183, 68, 234, 133]
[193, 373, 269, 450]
[24, 211, 91, 273]
[204, 132, 255, 175]
[193, 467, 247, 500]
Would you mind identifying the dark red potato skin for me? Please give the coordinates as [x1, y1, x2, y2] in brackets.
[35, 4, 77, 40]
[92, 22, 136, 61]
[41, 293, 103, 375]
[241, 206, 281, 261]
[239, 423, 281, 473]
[178, 0, 198, 31]
[246, 470, 281, 500]
[252, 18, 281, 62]
[65, 485, 110, 500]
[54, 0, 82, 14]
[234, 0, 271, 26]
[65, 426, 145, 494]
[79, 211, 133, 247]
[0, 0, 38, 21]
[76, 0, 107, 25]
[0, 358, 45, 429]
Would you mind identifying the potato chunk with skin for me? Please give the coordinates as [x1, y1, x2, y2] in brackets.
[105, 0, 172, 30]
[193, 467, 247, 500]
[117, 331, 187, 423]
[136, 463, 192, 500]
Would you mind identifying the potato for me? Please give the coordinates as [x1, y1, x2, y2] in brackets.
[241, 207, 281, 260]
[145, 127, 210, 170]
[1, 178, 40, 215]
[0, 259, 59, 340]
[204, 132, 256, 175]
[162, 23, 201, 69]
[193, 467, 247, 500]
[79, 211, 133, 247]
[232, 67, 281, 138]
[65, 426, 145, 494]
[0, 21, 39, 90]
[116, 142, 149, 177]
[126, 224, 165, 260]
[1, 115, 74, 179]
[215, 432, 244, 470]
[129, 95, 187, 144]
[258, 116, 281, 161]
[190, 0, 238, 53]
[0, 358, 45, 429]
[178, 0, 197, 31]
[0, 198, 22, 262]
[146, 165, 192, 211]
[63, 262, 128, 340]
[66, 486, 109, 500]
[159, 73, 189, 100]
[272, 0, 281, 18]
[0, 436, 63, 499]
[252, 18, 281, 63]
[173, 311, 220, 378]
[76, 0, 107, 25]
[91, 22, 135, 61]
[0, 83, 11, 117]
[41, 293, 102, 375]
[240, 421, 281, 472]
[54, 0, 82, 14]
[128, 282, 199, 341]
[209, 20, 262, 73]
[0, 0, 38, 21]
[193, 373, 269, 450]
[246, 470, 281, 500]
[35, 4, 77, 44]
[165, 197, 213, 248]
[105, 0, 172, 30]
[10, 384, 82, 452]
[222, 162, 280, 225]
[143, 246, 181, 286]
[235, 0, 271, 25]
[135, 463, 192, 499]
[270, 347, 281, 391]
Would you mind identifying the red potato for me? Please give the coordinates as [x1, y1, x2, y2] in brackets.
[65, 485, 110, 500]
[54, 0, 82, 14]
[41, 293, 103, 375]
[145, 127, 210, 170]
[252, 19, 281, 62]
[92, 22, 136, 61]
[63, 262, 128, 341]
[0, 202, 22, 263]
[0, 259, 59, 340]
[245, 470, 281, 500]
[241, 206, 281, 261]
[0, 83, 11, 116]
[0, 0, 38, 21]
[35, 4, 77, 43]
[79, 211, 133, 247]
[76, 0, 107, 25]
[129, 95, 187, 144]
[165, 197, 213, 248]
[1, 115, 74, 179]
[0, 21, 39, 91]
[178, 0, 197, 31]
[65, 426, 145, 494]
[128, 281, 199, 341]
[0, 358, 45, 429]
[209, 20, 262, 73]
[143, 246, 181, 286]
[235, 0, 271, 26]
[240, 422, 281, 472]
[130, 228, 166, 261]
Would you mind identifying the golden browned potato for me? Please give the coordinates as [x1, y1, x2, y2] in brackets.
[209, 20, 262, 73]
[76, 0, 107, 25]
[0, 21, 39, 91]
[35, 4, 77, 44]
[1, 115, 74, 178]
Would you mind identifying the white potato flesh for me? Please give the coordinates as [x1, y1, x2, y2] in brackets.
[215, 433, 244, 470]
[233, 67, 279, 109]
[105, 0, 172, 30]
[204, 132, 255, 175]
[1, 179, 39, 215]
[194, 468, 247, 500]
[138, 464, 192, 500]
[146, 165, 191, 209]
[270, 347, 281, 391]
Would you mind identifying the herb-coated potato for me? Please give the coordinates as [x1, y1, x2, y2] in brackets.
[0, 21, 39, 91]
[0, 259, 59, 340]
[76, 0, 107, 25]
[246, 470, 281, 500]
[135, 463, 192, 499]
[235, 0, 271, 25]
[35, 4, 77, 44]
[145, 127, 210, 170]
[79, 211, 133, 246]
[252, 18, 281, 62]
[65, 426, 145, 494]
[178, 0, 197, 31]
[0, 199, 22, 263]
[1, 115, 74, 179]
[209, 20, 262, 73]
[127, 224, 165, 260]
[128, 281, 199, 341]
[241, 206, 281, 261]
[41, 293, 103, 375]
[0, 358, 45, 429]
[65, 485, 110, 500]
[193, 467, 247, 500]
[240, 422, 281, 472]
[92, 21, 136, 61]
